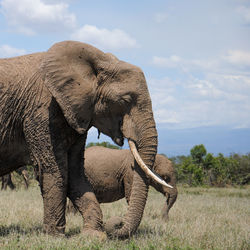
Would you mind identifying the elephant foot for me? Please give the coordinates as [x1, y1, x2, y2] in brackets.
[82, 228, 107, 241]
[43, 224, 65, 237]
[104, 216, 124, 237]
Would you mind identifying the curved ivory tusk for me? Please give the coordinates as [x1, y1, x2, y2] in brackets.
[128, 140, 173, 189]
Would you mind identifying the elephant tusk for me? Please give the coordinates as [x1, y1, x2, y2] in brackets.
[128, 140, 173, 189]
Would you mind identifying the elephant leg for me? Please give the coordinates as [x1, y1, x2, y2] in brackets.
[24, 123, 68, 236]
[7, 174, 15, 190]
[68, 174, 103, 233]
[67, 136, 104, 235]
[2, 174, 15, 190]
[1, 176, 5, 190]
[40, 168, 67, 235]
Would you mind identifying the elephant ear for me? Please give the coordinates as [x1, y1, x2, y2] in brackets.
[40, 41, 99, 134]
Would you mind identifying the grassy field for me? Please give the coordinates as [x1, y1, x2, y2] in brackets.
[0, 184, 249, 249]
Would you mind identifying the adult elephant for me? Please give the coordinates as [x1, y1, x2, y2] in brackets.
[0, 41, 171, 238]
[67, 146, 178, 222]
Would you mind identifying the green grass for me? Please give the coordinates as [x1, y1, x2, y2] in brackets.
[0, 185, 249, 249]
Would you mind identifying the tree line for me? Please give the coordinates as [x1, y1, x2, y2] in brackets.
[168, 144, 250, 187]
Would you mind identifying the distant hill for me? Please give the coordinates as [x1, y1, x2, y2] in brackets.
[86, 126, 250, 156]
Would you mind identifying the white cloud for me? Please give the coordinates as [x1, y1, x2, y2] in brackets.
[224, 50, 250, 67]
[186, 79, 223, 99]
[152, 55, 182, 68]
[152, 55, 220, 73]
[237, 5, 250, 24]
[71, 25, 138, 51]
[148, 57, 250, 129]
[1, 0, 138, 51]
[151, 76, 250, 128]
[0, 44, 26, 57]
[0, 0, 76, 35]
[152, 49, 250, 74]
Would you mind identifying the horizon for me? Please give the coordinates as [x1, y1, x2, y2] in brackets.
[86, 126, 250, 157]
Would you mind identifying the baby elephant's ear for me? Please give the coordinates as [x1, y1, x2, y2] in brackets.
[40, 41, 99, 134]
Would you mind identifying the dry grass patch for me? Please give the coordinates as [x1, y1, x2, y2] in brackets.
[0, 185, 249, 249]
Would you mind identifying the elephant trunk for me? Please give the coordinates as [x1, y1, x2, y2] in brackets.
[105, 109, 158, 238]
[162, 189, 178, 220]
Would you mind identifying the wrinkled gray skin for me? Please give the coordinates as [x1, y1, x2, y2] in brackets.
[68, 146, 177, 222]
[0, 41, 158, 238]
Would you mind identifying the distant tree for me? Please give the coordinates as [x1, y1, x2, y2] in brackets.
[203, 153, 217, 185]
[229, 153, 250, 185]
[204, 153, 215, 170]
[190, 144, 207, 165]
[211, 153, 228, 186]
[170, 145, 250, 186]
[181, 156, 204, 186]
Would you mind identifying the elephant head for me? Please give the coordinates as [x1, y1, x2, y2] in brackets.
[41, 41, 169, 238]
[150, 155, 178, 220]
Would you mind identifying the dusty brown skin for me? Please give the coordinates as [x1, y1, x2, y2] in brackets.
[68, 146, 177, 221]
[1, 166, 29, 190]
[0, 41, 158, 238]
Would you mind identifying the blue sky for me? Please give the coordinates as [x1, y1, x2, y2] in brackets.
[1, 0, 250, 155]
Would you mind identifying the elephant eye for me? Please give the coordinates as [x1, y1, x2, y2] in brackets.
[119, 92, 137, 112]
[121, 94, 132, 104]
[164, 176, 170, 182]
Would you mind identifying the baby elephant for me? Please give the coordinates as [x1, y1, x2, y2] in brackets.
[68, 146, 178, 220]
